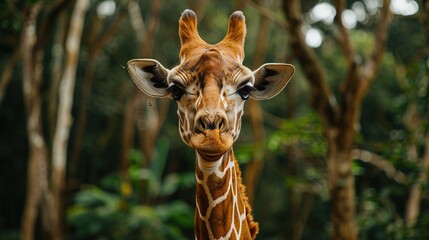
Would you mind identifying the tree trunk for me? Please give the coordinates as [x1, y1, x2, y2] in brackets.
[51, 0, 89, 239]
[69, 9, 103, 178]
[326, 130, 357, 240]
[404, 0, 429, 226]
[282, 0, 392, 239]
[121, 90, 139, 177]
[122, 0, 165, 203]
[21, 2, 75, 239]
[70, 5, 127, 177]
[48, 11, 68, 142]
[20, 4, 46, 240]
[243, 0, 272, 204]
[135, 0, 164, 163]
[122, 1, 152, 174]
[244, 99, 265, 203]
[406, 135, 429, 225]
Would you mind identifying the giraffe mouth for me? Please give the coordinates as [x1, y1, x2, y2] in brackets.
[190, 129, 233, 159]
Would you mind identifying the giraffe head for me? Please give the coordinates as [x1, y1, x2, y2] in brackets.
[128, 9, 294, 161]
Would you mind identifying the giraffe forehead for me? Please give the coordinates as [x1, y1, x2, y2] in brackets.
[187, 50, 228, 79]
[175, 48, 246, 86]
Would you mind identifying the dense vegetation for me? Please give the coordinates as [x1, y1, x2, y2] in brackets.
[0, 0, 428, 239]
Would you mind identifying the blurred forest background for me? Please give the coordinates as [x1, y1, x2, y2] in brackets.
[0, 0, 428, 239]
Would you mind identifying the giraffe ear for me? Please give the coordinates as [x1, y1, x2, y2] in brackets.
[251, 63, 295, 100]
[127, 59, 170, 98]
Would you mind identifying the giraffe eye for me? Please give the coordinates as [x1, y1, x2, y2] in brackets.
[237, 85, 255, 100]
[168, 85, 185, 100]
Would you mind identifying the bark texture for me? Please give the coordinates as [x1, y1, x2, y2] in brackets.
[51, 0, 89, 238]
[21, 4, 47, 240]
[21, 1, 87, 239]
[282, 0, 392, 239]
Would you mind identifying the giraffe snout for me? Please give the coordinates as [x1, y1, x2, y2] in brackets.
[194, 111, 228, 133]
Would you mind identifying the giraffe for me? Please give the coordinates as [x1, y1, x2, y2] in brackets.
[127, 9, 294, 239]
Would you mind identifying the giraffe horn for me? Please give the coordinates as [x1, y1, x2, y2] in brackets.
[179, 9, 203, 46]
[224, 11, 246, 44]
[219, 11, 246, 61]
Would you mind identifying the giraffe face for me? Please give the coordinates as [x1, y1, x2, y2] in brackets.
[127, 9, 295, 160]
[167, 48, 253, 159]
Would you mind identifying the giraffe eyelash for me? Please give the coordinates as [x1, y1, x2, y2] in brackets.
[167, 84, 186, 100]
[226, 80, 254, 96]
[167, 81, 195, 100]
[236, 85, 256, 100]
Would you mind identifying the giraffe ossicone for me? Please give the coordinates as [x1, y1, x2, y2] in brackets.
[127, 9, 294, 240]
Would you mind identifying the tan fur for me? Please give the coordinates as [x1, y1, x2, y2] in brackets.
[232, 154, 259, 238]
[179, 10, 259, 239]
[219, 11, 246, 61]
[128, 9, 294, 240]
[195, 150, 258, 240]
[178, 10, 206, 61]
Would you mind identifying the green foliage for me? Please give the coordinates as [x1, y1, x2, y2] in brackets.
[68, 186, 193, 240]
[249, 112, 331, 238]
[235, 143, 259, 164]
[387, 17, 426, 63]
[268, 112, 326, 158]
[358, 189, 405, 240]
[414, 207, 429, 240]
[0, 230, 20, 240]
[356, 187, 429, 240]
[68, 138, 195, 240]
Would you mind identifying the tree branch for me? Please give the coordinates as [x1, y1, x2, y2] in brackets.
[282, 0, 339, 129]
[0, 45, 21, 104]
[35, 0, 72, 52]
[92, 5, 128, 56]
[360, 0, 393, 85]
[351, 149, 408, 185]
[338, 0, 392, 150]
[333, 0, 355, 66]
[140, 0, 162, 57]
[128, 0, 146, 43]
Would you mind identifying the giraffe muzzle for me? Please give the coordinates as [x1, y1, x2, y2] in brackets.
[194, 112, 229, 134]
[190, 111, 233, 157]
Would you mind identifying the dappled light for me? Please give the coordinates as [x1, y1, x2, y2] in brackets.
[304, 27, 324, 48]
[97, 0, 116, 17]
[309, 2, 336, 24]
[303, 0, 420, 48]
[391, 0, 419, 15]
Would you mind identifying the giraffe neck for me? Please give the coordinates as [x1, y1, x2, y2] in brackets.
[194, 149, 259, 240]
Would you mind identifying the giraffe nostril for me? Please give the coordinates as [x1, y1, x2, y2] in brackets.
[218, 117, 228, 132]
[218, 120, 223, 130]
[195, 114, 228, 133]
[200, 118, 206, 129]
[195, 118, 205, 133]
